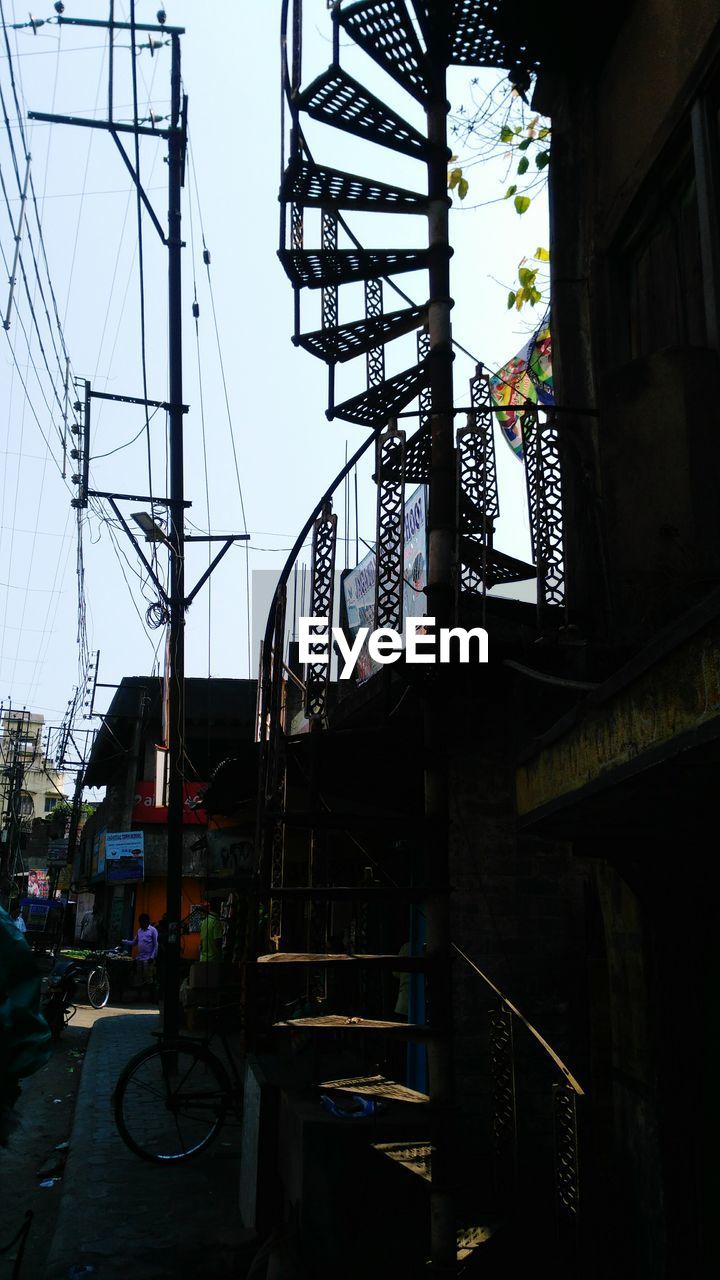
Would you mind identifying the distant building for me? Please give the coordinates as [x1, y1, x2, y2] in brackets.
[78, 677, 257, 954]
[0, 708, 66, 890]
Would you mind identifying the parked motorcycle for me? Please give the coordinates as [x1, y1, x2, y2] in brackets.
[40, 957, 83, 1040]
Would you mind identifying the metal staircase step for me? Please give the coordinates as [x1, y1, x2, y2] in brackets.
[320, 1073, 429, 1105]
[278, 247, 430, 290]
[281, 157, 428, 214]
[449, 0, 540, 72]
[330, 362, 428, 427]
[296, 304, 426, 364]
[381, 420, 430, 481]
[373, 1140, 431, 1181]
[339, 0, 429, 104]
[298, 66, 430, 160]
[273, 1014, 436, 1038]
[460, 537, 537, 589]
[459, 487, 491, 535]
[258, 951, 430, 971]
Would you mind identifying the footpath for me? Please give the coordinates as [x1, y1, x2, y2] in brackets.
[44, 1013, 256, 1280]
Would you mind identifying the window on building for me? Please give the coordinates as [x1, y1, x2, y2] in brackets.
[44, 796, 59, 813]
[19, 793, 34, 818]
[619, 144, 707, 361]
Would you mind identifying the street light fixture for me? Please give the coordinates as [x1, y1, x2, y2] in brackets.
[131, 511, 168, 544]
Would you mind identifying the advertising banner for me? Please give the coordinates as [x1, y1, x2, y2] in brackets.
[343, 485, 427, 682]
[105, 831, 145, 884]
[131, 780, 207, 825]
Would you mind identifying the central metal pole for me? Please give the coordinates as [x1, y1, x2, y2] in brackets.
[424, 15, 457, 1276]
[163, 31, 186, 1040]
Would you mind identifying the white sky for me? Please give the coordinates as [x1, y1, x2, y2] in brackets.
[0, 0, 548, 756]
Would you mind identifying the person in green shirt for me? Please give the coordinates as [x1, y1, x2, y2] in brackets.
[198, 902, 223, 963]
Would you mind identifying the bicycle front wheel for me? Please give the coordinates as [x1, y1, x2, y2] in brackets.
[87, 966, 110, 1009]
[113, 1040, 230, 1163]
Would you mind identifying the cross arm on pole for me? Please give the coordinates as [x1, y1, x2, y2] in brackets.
[107, 497, 169, 607]
[184, 537, 247, 608]
[28, 111, 174, 140]
[110, 130, 167, 244]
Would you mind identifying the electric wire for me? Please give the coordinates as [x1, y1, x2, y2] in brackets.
[188, 137, 252, 675]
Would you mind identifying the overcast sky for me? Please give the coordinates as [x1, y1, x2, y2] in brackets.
[0, 0, 548, 763]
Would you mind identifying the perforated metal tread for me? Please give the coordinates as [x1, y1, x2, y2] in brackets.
[459, 487, 493, 535]
[273, 1013, 436, 1037]
[460, 537, 536, 588]
[339, 0, 429, 103]
[381, 420, 431, 481]
[330, 361, 428, 427]
[281, 157, 428, 214]
[257, 952, 429, 970]
[296, 304, 426, 364]
[279, 247, 430, 290]
[298, 66, 430, 160]
[449, 0, 540, 71]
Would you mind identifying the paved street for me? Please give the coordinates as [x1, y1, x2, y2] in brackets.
[1, 1000, 256, 1280]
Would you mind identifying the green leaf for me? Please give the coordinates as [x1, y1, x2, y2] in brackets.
[536, 151, 550, 169]
[538, 127, 551, 140]
[517, 137, 532, 151]
[529, 287, 542, 305]
[518, 266, 536, 287]
[500, 125, 514, 143]
[507, 291, 517, 310]
[517, 156, 529, 176]
[505, 184, 517, 199]
[534, 246, 551, 262]
[457, 177, 469, 200]
[514, 195, 531, 215]
[448, 167, 462, 190]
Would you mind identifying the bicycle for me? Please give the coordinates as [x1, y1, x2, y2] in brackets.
[86, 950, 114, 1009]
[112, 1006, 243, 1163]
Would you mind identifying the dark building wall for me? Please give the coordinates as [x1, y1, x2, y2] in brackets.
[545, 0, 720, 644]
[595, 0, 720, 227]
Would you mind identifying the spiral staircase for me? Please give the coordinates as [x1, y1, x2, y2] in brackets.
[250, 5, 576, 1277]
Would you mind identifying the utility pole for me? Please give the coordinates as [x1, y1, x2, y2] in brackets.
[29, 12, 247, 1037]
[28, 11, 188, 1033]
[164, 27, 186, 1042]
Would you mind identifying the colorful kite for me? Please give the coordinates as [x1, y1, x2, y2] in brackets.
[489, 321, 553, 461]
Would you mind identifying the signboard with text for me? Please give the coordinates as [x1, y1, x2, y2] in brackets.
[105, 831, 145, 884]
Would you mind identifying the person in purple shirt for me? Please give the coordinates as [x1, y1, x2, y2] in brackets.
[122, 913, 158, 994]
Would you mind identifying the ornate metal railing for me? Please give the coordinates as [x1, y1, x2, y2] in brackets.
[455, 941, 583, 1246]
